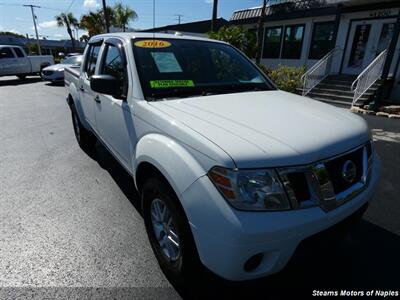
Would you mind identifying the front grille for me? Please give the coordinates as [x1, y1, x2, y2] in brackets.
[325, 147, 363, 194]
[279, 141, 372, 211]
[287, 172, 310, 202]
[42, 70, 54, 76]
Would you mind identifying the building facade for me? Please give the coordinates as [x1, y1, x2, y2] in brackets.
[231, 0, 400, 103]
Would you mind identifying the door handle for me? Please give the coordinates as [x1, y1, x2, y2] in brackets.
[79, 86, 85, 92]
[94, 95, 101, 103]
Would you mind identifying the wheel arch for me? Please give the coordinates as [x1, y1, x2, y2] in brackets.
[133, 134, 207, 203]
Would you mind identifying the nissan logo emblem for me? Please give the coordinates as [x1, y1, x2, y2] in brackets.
[342, 160, 357, 183]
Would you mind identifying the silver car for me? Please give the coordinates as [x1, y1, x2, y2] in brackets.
[41, 55, 83, 83]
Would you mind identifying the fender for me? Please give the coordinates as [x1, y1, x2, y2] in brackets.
[133, 133, 208, 197]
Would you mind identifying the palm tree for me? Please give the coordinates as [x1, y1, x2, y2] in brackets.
[114, 2, 137, 32]
[55, 12, 79, 51]
[80, 12, 104, 37]
[211, 0, 218, 32]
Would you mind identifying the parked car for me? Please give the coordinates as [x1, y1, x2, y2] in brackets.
[0, 45, 54, 79]
[65, 33, 380, 285]
[65, 52, 82, 58]
[42, 55, 83, 83]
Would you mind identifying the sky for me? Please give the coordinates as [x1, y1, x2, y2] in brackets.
[0, 0, 263, 40]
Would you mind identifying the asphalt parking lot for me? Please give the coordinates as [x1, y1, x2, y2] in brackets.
[0, 76, 399, 299]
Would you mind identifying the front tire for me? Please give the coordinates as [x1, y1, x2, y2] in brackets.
[71, 104, 96, 151]
[142, 177, 201, 288]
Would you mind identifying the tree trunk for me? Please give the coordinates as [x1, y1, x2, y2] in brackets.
[102, 0, 110, 33]
[256, 0, 267, 64]
[67, 28, 76, 52]
[211, 0, 218, 32]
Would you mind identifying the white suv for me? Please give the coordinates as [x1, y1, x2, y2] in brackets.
[65, 33, 380, 284]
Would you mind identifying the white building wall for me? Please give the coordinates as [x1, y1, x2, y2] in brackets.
[243, 6, 400, 101]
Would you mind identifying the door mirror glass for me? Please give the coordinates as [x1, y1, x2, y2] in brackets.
[90, 75, 120, 97]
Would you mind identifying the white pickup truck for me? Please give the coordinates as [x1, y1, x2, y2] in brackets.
[0, 45, 53, 79]
[65, 33, 380, 285]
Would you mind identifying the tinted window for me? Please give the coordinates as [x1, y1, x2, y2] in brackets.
[309, 22, 335, 59]
[101, 44, 127, 97]
[133, 39, 273, 100]
[0, 47, 14, 59]
[84, 44, 101, 77]
[13, 48, 25, 58]
[282, 25, 305, 59]
[263, 27, 282, 58]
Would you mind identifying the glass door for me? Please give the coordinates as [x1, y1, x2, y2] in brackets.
[343, 19, 396, 75]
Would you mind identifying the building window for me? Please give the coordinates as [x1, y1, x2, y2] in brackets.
[309, 22, 335, 59]
[282, 24, 305, 59]
[263, 26, 283, 58]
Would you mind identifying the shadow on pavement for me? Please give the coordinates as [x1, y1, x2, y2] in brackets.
[0, 77, 42, 86]
[85, 140, 142, 216]
[83, 136, 400, 300]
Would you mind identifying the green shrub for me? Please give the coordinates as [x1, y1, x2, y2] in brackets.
[258, 64, 306, 93]
[208, 26, 257, 58]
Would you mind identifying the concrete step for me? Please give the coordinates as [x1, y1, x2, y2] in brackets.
[308, 91, 370, 102]
[317, 83, 354, 91]
[311, 87, 375, 97]
[321, 79, 355, 86]
[325, 74, 357, 81]
[308, 97, 357, 108]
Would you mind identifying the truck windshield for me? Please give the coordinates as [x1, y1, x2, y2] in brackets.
[132, 38, 274, 100]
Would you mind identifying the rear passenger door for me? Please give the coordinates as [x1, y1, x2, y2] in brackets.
[79, 40, 103, 128]
[0, 47, 17, 76]
[94, 38, 134, 168]
[11, 47, 29, 74]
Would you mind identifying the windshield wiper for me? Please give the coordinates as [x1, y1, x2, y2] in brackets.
[147, 83, 270, 101]
[149, 88, 206, 101]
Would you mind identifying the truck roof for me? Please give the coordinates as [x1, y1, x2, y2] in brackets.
[88, 32, 227, 44]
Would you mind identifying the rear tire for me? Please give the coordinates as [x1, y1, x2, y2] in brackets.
[142, 177, 201, 289]
[71, 104, 96, 151]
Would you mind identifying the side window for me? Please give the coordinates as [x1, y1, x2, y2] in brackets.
[84, 44, 101, 78]
[263, 27, 283, 59]
[0, 48, 15, 59]
[281, 24, 305, 59]
[309, 22, 335, 59]
[100, 44, 128, 97]
[13, 48, 25, 58]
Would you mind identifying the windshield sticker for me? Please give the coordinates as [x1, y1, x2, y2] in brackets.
[151, 52, 183, 73]
[150, 80, 195, 89]
[134, 40, 171, 48]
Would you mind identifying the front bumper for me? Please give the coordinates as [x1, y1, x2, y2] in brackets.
[41, 70, 64, 82]
[180, 155, 380, 281]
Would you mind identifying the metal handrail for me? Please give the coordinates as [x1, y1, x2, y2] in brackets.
[301, 47, 341, 96]
[351, 49, 388, 106]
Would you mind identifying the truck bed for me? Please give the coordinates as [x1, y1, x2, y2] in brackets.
[64, 66, 80, 87]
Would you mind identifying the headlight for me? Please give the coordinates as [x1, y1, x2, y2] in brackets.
[208, 167, 290, 211]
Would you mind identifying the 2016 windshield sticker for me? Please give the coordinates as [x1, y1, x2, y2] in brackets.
[135, 40, 171, 48]
[150, 80, 195, 89]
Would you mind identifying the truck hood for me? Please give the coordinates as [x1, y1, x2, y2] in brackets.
[152, 91, 370, 168]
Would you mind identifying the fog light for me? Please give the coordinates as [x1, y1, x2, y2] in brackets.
[244, 253, 263, 272]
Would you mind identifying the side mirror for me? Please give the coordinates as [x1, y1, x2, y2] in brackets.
[90, 75, 120, 97]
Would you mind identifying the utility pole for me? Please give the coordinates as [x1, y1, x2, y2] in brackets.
[23, 4, 42, 55]
[256, 0, 267, 64]
[102, 0, 110, 33]
[211, 0, 218, 32]
[175, 14, 183, 25]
